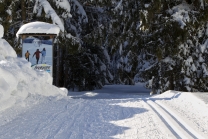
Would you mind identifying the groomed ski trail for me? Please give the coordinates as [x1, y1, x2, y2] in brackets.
[146, 99, 206, 139]
[0, 92, 208, 139]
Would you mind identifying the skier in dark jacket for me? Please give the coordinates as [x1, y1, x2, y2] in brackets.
[33, 49, 41, 64]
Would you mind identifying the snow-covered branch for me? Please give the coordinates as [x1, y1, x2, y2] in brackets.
[53, 0, 72, 18]
[33, 0, 65, 32]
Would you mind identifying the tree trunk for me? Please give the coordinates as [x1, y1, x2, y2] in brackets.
[169, 74, 174, 90]
[21, 0, 26, 23]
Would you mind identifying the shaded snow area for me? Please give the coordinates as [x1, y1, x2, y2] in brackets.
[1, 84, 208, 139]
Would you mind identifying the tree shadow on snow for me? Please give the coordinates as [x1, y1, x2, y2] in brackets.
[66, 99, 149, 139]
[66, 87, 182, 138]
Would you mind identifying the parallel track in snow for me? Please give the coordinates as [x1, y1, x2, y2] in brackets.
[145, 100, 205, 139]
[1, 93, 207, 139]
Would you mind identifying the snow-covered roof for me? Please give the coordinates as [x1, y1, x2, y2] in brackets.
[16, 21, 60, 37]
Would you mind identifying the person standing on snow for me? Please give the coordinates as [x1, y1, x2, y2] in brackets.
[41, 48, 46, 64]
[33, 49, 41, 64]
[25, 50, 30, 62]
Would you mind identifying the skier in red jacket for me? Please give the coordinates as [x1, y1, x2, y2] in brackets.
[33, 49, 41, 64]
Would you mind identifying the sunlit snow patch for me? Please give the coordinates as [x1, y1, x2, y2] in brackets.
[85, 92, 98, 97]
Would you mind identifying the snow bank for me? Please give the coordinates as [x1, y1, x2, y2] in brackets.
[0, 25, 65, 112]
[16, 21, 60, 38]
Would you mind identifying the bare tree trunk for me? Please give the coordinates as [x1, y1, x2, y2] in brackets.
[169, 74, 174, 90]
[21, 0, 26, 23]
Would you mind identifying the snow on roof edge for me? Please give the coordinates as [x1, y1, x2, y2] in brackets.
[16, 21, 61, 38]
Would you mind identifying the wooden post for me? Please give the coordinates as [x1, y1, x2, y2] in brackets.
[56, 43, 60, 87]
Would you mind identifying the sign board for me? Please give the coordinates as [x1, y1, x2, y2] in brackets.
[31, 64, 52, 74]
[22, 36, 53, 76]
[16, 22, 60, 85]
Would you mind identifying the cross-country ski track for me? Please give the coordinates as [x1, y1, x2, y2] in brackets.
[146, 100, 204, 139]
[0, 86, 208, 139]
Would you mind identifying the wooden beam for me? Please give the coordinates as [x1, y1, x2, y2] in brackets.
[21, 35, 27, 40]
[19, 33, 57, 38]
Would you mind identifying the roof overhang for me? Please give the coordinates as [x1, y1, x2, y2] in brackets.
[16, 21, 60, 38]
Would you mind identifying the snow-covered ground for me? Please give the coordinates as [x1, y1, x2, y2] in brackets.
[1, 85, 208, 139]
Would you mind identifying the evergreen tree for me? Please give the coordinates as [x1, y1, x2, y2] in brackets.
[84, 0, 142, 85]
[58, 36, 112, 91]
[0, 0, 36, 55]
[179, 0, 208, 92]
[138, 0, 208, 93]
[0, 0, 12, 37]
[33, 0, 112, 90]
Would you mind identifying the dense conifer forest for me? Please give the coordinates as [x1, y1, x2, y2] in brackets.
[0, 0, 207, 93]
